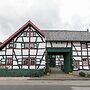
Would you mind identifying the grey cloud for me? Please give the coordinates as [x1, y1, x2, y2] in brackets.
[0, 0, 90, 42]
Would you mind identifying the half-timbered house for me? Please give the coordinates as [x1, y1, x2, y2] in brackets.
[0, 20, 90, 76]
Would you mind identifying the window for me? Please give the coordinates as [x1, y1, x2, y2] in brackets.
[23, 31, 30, 37]
[6, 58, 12, 65]
[24, 43, 34, 49]
[30, 32, 33, 36]
[26, 31, 30, 37]
[30, 43, 34, 48]
[25, 43, 29, 49]
[23, 58, 29, 65]
[81, 43, 87, 49]
[22, 43, 24, 48]
[82, 58, 88, 65]
[34, 43, 39, 48]
[30, 57, 35, 65]
[30, 32, 36, 37]
[23, 32, 26, 36]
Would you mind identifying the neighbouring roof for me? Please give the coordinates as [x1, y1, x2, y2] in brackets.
[44, 30, 90, 41]
[0, 20, 45, 50]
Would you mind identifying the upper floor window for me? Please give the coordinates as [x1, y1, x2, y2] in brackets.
[25, 43, 29, 49]
[81, 42, 87, 49]
[24, 43, 34, 49]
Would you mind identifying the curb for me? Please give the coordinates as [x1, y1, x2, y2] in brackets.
[27, 78, 90, 81]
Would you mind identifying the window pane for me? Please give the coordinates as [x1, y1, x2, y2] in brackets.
[23, 58, 29, 65]
[25, 43, 29, 49]
[27, 32, 30, 36]
[82, 43, 86, 49]
[6, 58, 12, 65]
[31, 58, 35, 65]
[30, 43, 34, 48]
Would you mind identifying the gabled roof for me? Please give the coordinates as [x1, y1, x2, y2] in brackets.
[44, 30, 90, 41]
[0, 20, 45, 50]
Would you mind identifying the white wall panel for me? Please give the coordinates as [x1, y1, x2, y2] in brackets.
[6, 49, 12, 55]
[15, 50, 21, 55]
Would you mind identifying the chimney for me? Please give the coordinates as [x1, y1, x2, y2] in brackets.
[87, 28, 89, 32]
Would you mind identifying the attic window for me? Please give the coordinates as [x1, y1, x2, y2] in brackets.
[30, 32, 33, 36]
[26, 31, 30, 37]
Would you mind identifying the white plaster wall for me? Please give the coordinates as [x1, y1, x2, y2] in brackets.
[23, 37, 29, 42]
[31, 37, 36, 42]
[15, 50, 21, 55]
[6, 49, 12, 55]
[39, 43, 45, 48]
[73, 57, 81, 60]
[30, 50, 36, 55]
[23, 50, 28, 55]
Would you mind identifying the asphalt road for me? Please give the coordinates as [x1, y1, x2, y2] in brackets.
[0, 85, 71, 90]
[0, 85, 90, 90]
[0, 80, 90, 90]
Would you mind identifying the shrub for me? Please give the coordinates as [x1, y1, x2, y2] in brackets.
[87, 74, 90, 78]
[79, 72, 86, 77]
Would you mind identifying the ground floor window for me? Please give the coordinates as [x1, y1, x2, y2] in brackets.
[23, 58, 29, 65]
[30, 57, 35, 65]
[6, 58, 12, 65]
[22, 57, 35, 65]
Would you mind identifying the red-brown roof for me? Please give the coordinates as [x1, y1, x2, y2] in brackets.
[0, 20, 45, 50]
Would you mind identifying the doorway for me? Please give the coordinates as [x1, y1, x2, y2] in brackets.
[46, 48, 72, 73]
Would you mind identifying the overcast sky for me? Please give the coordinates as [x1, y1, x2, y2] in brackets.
[0, 0, 90, 42]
